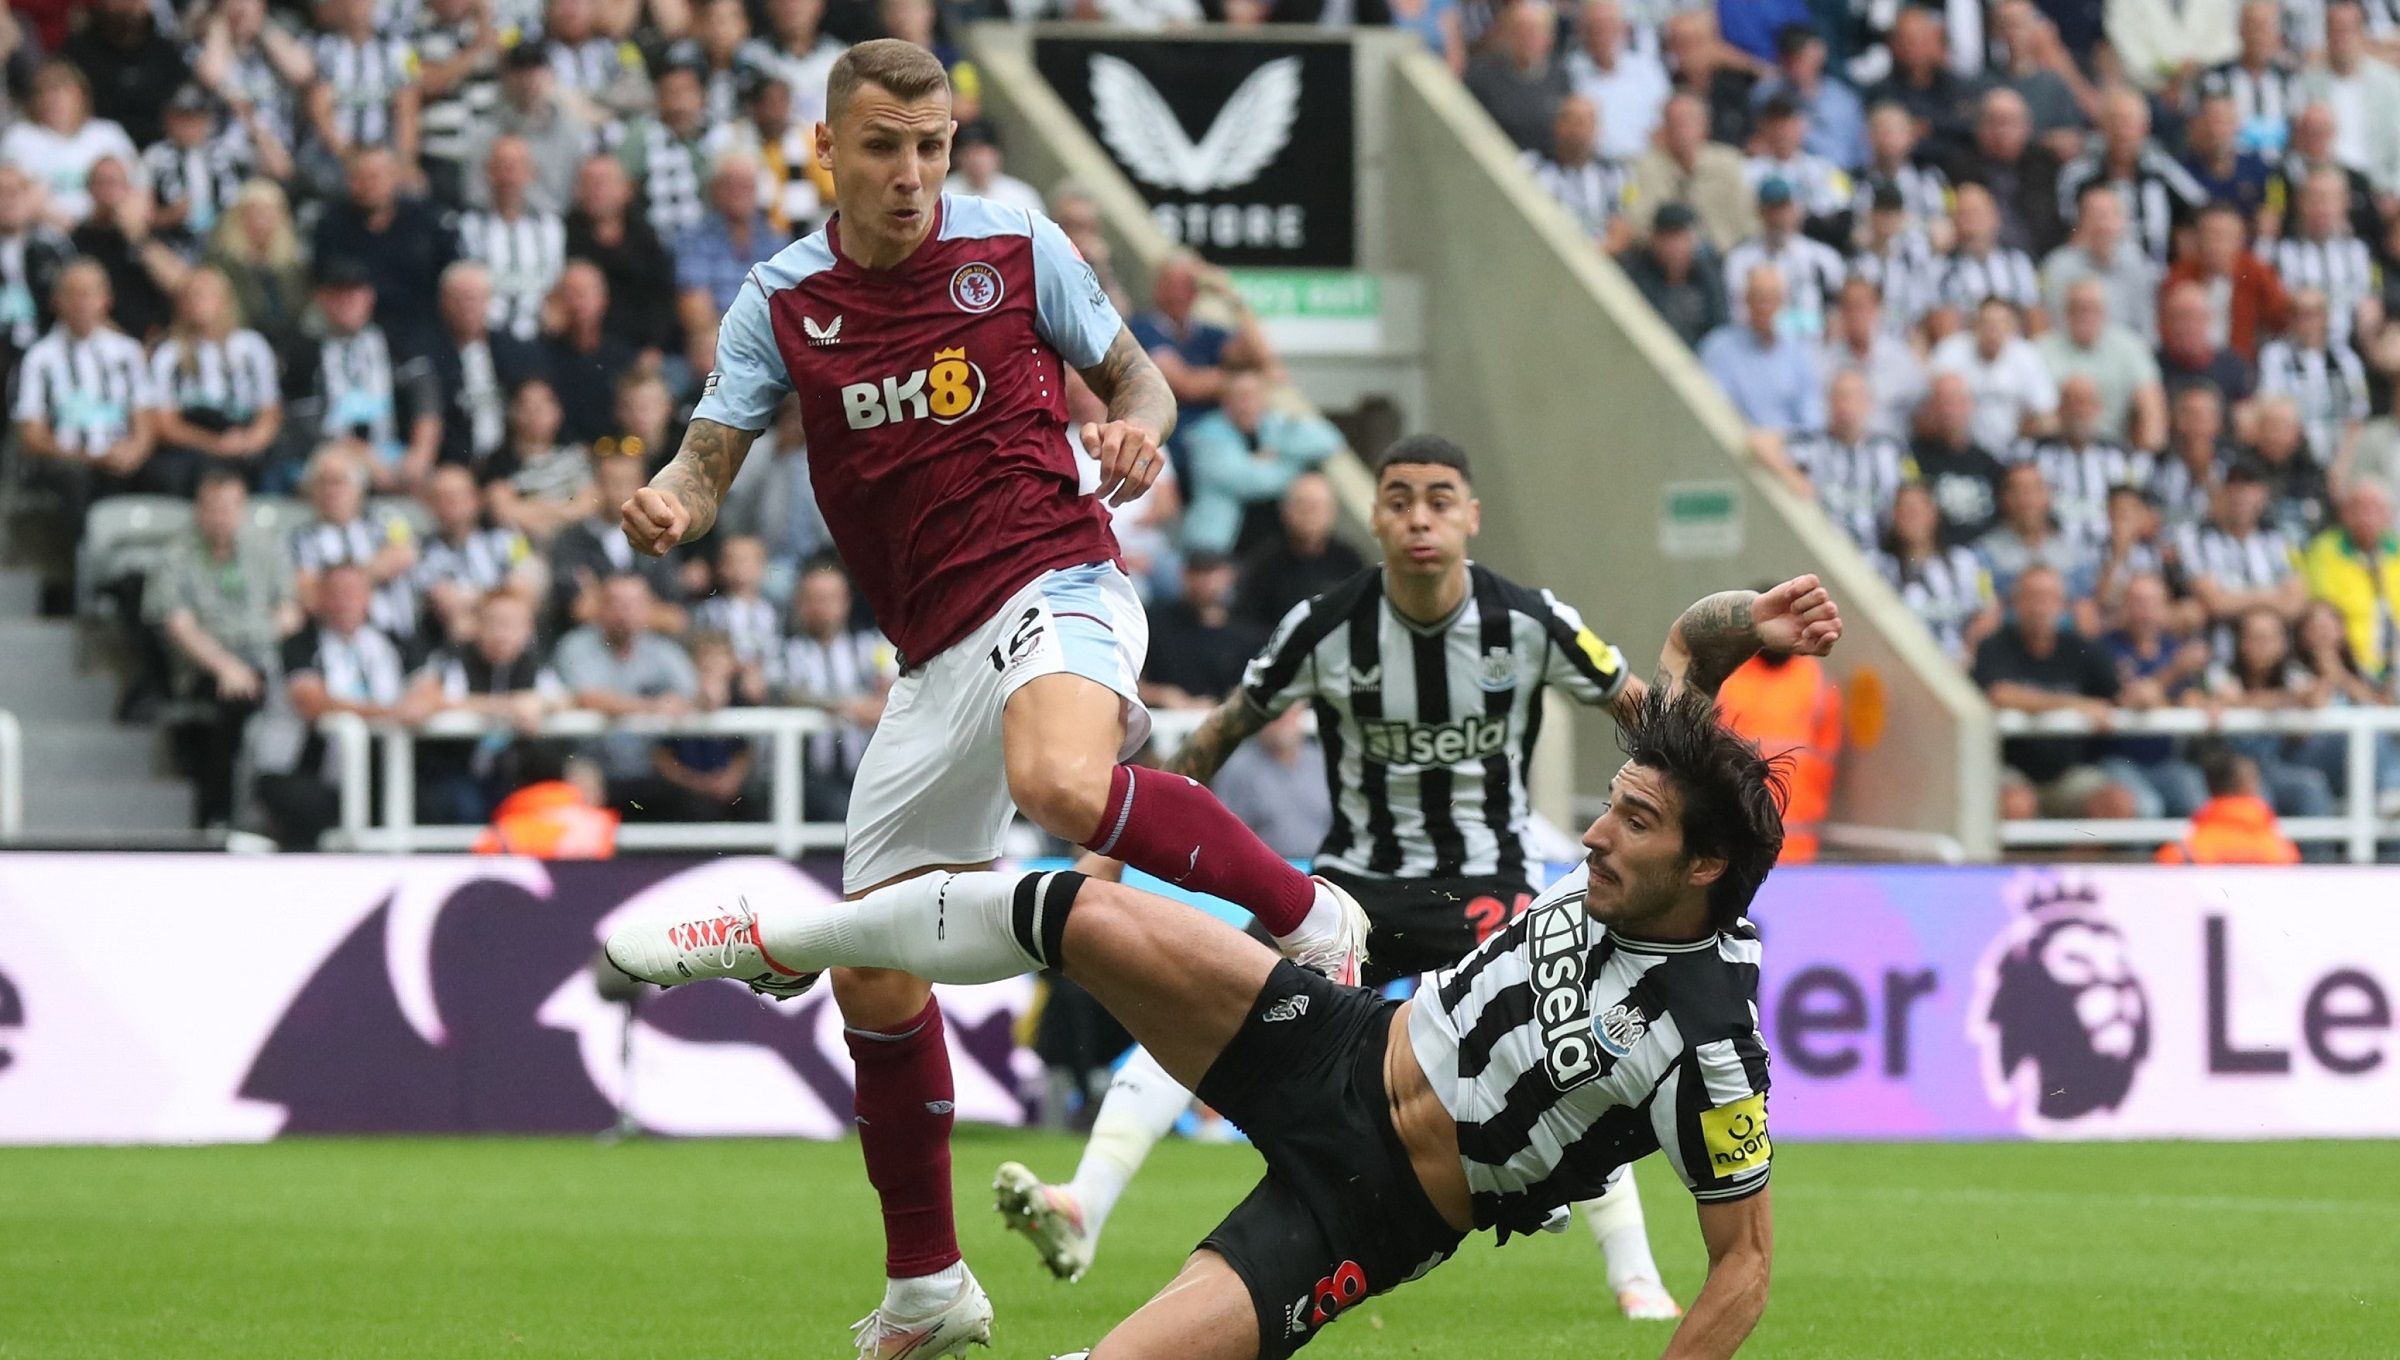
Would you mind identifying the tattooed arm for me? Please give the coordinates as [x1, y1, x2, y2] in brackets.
[1160, 694, 1274, 784]
[622, 418, 760, 555]
[1657, 576, 1845, 700]
[1075, 326, 1177, 506]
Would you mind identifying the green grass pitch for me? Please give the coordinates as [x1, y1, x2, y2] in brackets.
[0, 1134, 2391, 1358]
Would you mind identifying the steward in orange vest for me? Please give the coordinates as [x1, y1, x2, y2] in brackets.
[1716, 651, 1843, 863]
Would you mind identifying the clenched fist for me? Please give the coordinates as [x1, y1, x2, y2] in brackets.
[1084, 419, 1164, 507]
[622, 486, 692, 555]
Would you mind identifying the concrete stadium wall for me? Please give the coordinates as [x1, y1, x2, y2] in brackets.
[1378, 48, 1995, 856]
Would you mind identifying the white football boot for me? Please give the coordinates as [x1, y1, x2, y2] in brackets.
[993, 1161, 1094, 1282]
[1279, 876, 1372, 987]
[601, 896, 817, 1000]
[849, 1267, 995, 1359]
[1616, 1277, 1684, 1321]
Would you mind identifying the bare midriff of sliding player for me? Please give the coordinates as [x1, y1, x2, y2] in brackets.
[618, 37, 1369, 1360]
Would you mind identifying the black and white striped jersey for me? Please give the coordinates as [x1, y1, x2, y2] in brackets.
[1240, 565, 1628, 886]
[1408, 868, 1771, 1234]
[412, 14, 500, 167]
[2055, 145, 2207, 262]
[2201, 59, 2303, 138]
[1785, 429, 1907, 547]
[11, 325, 159, 455]
[289, 511, 423, 643]
[638, 121, 709, 238]
[692, 594, 784, 673]
[2267, 234, 2378, 347]
[2256, 338, 2370, 460]
[2173, 521, 2298, 595]
[304, 326, 435, 453]
[1874, 545, 1992, 661]
[1722, 234, 1847, 336]
[1519, 149, 1629, 240]
[2148, 446, 2232, 532]
[455, 207, 567, 342]
[415, 525, 529, 599]
[150, 329, 282, 423]
[781, 627, 892, 778]
[1851, 163, 1952, 239]
[309, 34, 416, 151]
[1849, 228, 1942, 330]
[2011, 435, 2153, 549]
[1936, 246, 2041, 313]
[141, 137, 249, 237]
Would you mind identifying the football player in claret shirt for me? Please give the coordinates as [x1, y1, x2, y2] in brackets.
[612, 38, 1370, 1360]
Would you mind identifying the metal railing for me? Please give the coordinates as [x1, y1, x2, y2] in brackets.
[1993, 706, 2399, 862]
[320, 707, 1229, 854]
[0, 709, 20, 839]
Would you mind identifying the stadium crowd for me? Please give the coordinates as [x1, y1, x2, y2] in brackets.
[1491, 0, 2400, 832]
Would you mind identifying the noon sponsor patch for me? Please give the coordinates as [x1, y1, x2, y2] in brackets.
[1701, 1093, 1771, 1174]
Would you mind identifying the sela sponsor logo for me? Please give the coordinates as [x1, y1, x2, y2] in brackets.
[1699, 1092, 1771, 1174]
[1261, 994, 1310, 1024]
[840, 346, 986, 431]
[1594, 1001, 1647, 1058]
[949, 262, 1004, 314]
[1087, 53, 1310, 252]
[802, 314, 843, 346]
[1973, 879, 2152, 1123]
[1531, 890, 1598, 1090]
[1358, 715, 1508, 767]
[0, 965, 20, 1075]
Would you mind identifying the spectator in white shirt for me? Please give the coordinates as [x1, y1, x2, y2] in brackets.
[1824, 272, 1929, 440]
[0, 62, 142, 230]
[1931, 296, 2060, 452]
[2037, 276, 2169, 452]
[954, 123, 1047, 218]
[2039, 183, 2159, 344]
[1722, 177, 1847, 339]
[1566, 0, 1670, 162]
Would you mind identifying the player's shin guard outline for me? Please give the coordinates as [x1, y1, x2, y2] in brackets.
[1010, 870, 1088, 971]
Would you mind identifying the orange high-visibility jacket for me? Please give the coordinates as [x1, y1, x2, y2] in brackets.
[2156, 795, 2300, 865]
[474, 782, 621, 860]
[1716, 654, 1843, 864]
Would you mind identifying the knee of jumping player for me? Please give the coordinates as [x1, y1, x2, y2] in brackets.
[830, 965, 935, 1031]
[1006, 745, 1116, 844]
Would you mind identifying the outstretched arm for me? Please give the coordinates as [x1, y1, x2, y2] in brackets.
[1076, 326, 1177, 507]
[1662, 1190, 1773, 1360]
[1658, 576, 1845, 700]
[623, 418, 759, 555]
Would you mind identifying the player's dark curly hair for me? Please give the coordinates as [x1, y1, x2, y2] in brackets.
[1374, 433, 1472, 484]
[1619, 682, 1788, 929]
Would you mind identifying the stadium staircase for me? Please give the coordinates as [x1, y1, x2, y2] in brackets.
[0, 509, 195, 842]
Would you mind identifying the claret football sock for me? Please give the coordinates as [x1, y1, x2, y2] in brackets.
[1083, 764, 1317, 935]
[846, 998, 961, 1281]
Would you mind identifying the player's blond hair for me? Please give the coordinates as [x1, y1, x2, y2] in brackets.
[826, 39, 950, 123]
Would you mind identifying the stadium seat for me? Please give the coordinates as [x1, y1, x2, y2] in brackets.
[370, 496, 436, 540]
[75, 497, 193, 617]
[245, 496, 312, 544]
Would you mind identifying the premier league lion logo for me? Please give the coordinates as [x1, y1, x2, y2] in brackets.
[1972, 878, 2152, 1126]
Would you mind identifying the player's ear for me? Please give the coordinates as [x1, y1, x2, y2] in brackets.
[814, 120, 834, 171]
[1683, 854, 1727, 891]
[1465, 495, 1482, 536]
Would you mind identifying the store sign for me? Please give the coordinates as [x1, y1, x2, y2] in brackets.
[1035, 36, 1356, 266]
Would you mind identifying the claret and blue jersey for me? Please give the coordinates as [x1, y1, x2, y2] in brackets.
[693, 193, 1129, 666]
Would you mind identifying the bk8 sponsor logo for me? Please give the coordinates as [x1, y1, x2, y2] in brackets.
[840, 346, 986, 430]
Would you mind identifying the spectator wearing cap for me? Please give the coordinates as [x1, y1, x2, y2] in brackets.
[1910, 371, 2012, 546]
[1700, 262, 1825, 437]
[2055, 87, 2208, 265]
[62, 0, 189, 148]
[2157, 279, 2256, 403]
[292, 256, 444, 494]
[302, 0, 421, 197]
[1234, 470, 1365, 630]
[540, 0, 655, 129]
[1749, 23, 1865, 172]
[1142, 552, 1269, 710]
[1849, 102, 1952, 254]
[1957, 87, 2062, 258]
[311, 147, 460, 360]
[144, 85, 271, 243]
[1567, 0, 1669, 163]
[1180, 367, 1342, 557]
[410, 0, 505, 206]
[1824, 274, 1928, 440]
[1522, 96, 1631, 247]
[952, 122, 1045, 218]
[621, 55, 717, 240]
[1464, 0, 1570, 154]
[706, 66, 828, 235]
[677, 151, 793, 377]
[1930, 296, 2058, 451]
[428, 261, 545, 475]
[2039, 183, 2159, 345]
[1616, 201, 1727, 347]
[2177, 459, 2307, 647]
[564, 153, 680, 361]
[2180, 80, 2275, 224]
[1628, 92, 1756, 252]
[544, 261, 643, 447]
[463, 39, 596, 218]
[2163, 201, 2288, 364]
[1847, 179, 1941, 333]
[1721, 175, 1846, 339]
[456, 135, 569, 345]
[0, 63, 142, 231]
[1743, 94, 1851, 239]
